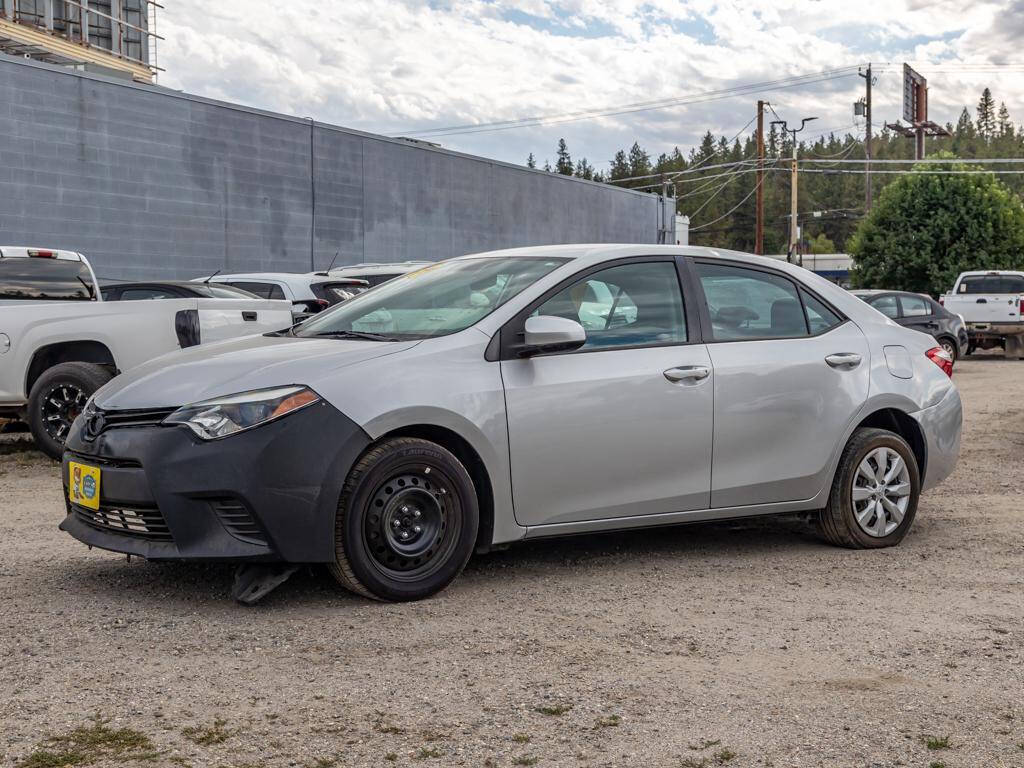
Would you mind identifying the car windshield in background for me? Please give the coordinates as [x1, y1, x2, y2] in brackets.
[959, 275, 1024, 293]
[296, 257, 567, 340]
[0, 258, 94, 300]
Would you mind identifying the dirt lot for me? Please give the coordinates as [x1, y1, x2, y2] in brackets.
[0, 357, 1021, 768]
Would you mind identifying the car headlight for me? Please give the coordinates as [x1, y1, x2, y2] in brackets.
[163, 385, 320, 440]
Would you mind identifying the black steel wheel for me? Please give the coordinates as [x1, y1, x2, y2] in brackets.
[27, 362, 113, 460]
[330, 437, 478, 601]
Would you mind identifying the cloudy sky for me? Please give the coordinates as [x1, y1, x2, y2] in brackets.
[159, 0, 1024, 172]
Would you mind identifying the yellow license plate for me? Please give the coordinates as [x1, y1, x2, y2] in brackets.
[68, 461, 101, 510]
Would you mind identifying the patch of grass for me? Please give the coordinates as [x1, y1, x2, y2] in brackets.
[595, 714, 621, 728]
[534, 703, 572, 716]
[513, 757, 538, 766]
[688, 739, 721, 751]
[679, 758, 708, 768]
[384, 753, 398, 762]
[923, 735, 951, 750]
[16, 716, 157, 768]
[928, 761, 946, 768]
[713, 747, 736, 764]
[512, 733, 531, 743]
[414, 746, 444, 759]
[181, 717, 233, 746]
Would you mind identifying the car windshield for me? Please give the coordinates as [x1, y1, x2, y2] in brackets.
[295, 257, 566, 340]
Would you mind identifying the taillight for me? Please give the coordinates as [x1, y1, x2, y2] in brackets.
[27, 249, 55, 258]
[315, 299, 330, 310]
[926, 346, 953, 377]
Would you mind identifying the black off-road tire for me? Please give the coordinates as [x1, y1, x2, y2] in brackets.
[28, 362, 113, 460]
[329, 437, 479, 602]
[817, 427, 920, 549]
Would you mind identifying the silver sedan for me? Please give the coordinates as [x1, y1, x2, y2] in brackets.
[61, 245, 962, 601]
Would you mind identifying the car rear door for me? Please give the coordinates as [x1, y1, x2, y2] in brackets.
[897, 294, 940, 337]
[693, 260, 870, 508]
[501, 257, 713, 527]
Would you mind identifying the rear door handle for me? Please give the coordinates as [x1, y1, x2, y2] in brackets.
[664, 365, 710, 383]
[825, 353, 862, 369]
[242, 311, 257, 321]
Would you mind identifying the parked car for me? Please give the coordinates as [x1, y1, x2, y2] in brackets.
[0, 247, 294, 458]
[940, 271, 1024, 358]
[195, 272, 369, 319]
[101, 281, 261, 301]
[325, 261, 431, 286]
[850, 290, 968, 361]
[61, 245, 962, 602]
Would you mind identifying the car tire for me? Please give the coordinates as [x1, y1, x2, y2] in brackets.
[938, 337, 958, 362]
[329, 437, 479, 601]
[817, 428, 920, 549]
[28, 362, 113, 460]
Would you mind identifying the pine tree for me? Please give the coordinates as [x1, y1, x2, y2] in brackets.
[555, 139, 573, 175]
[526, 153, 536, 169]
[543, 159, 552, 172]
[627, 142, 651, 178]
[608, 150, 630, 181]
[998, 102, 1012, 137]
[574, 158, 595, 180]
[976, 88, 997, 140]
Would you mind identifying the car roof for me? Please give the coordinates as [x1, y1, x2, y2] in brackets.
[851, 289, 933, 300]
[0, 246, 85, 261]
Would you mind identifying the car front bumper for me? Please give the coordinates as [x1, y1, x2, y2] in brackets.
[911, 386, 962, 493]
[60, 400, 370, 562]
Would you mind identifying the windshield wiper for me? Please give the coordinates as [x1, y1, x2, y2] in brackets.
[309, 330, 401, 341]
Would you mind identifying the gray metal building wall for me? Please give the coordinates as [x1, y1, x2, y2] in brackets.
[0, 54, 669, 280]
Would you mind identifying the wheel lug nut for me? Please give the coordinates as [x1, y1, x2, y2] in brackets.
[392, 519, 401, 528]
[401, 506, 409, 513]
[400, 531, 409, 539]
[413, 510, 421, 518]
[413, 525, 422, 533]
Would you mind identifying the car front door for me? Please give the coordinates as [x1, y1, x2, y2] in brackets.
[693, 260, 870, 508]
[501, 258, 713, 527]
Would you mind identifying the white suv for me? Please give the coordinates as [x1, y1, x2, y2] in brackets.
[196, 272, 369, 319]
[324, 261, 431, 287]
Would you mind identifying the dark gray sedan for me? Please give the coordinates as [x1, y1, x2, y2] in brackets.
[851, 290, 968, 361]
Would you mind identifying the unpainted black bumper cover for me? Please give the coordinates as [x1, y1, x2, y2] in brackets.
[59, 400, 370, 562]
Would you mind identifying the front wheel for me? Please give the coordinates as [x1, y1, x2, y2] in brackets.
[27, 362, 113, 460]
[817, 428, 920, 548]
[329, 437, 479, 601]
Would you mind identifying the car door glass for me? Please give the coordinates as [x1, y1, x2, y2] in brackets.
[227, 282, 279, 299]
[533, 261, 686, 350]
[120, 288, 175, 300]
[869, 295, 899, 318]
[899, 295, 931, 317]
[695, 263, 807, 340]
[799, 288, 843, 334]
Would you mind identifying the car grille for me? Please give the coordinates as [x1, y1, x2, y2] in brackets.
[95, 407, 176, 431]
[211, 498, 268, 546]
[72, 504, 173, 541]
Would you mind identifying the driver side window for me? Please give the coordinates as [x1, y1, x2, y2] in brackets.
[534, 261, 687, 350]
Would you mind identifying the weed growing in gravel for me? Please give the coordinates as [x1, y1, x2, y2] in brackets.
[512, 733, 531, 743]
[534, 703, 573, 716]
[17, 716, 158, 768]
[713, 747, 737, 764]
[679, 758, 708, 768]
[304, 759, 338, 768]
[595, 714, 621, 728]
[414, 746, 444, 759]
[688, 739, 721, 750]
[928, 761, 946, 768]
[513, 757, 538, 766]
[384, 753, 398, 762]
[181, 717, 234, 746]
[373, 710, 405, 734]
[923, 735, 951, 750]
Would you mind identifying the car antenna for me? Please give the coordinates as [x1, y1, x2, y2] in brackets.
[203, 269, 222, 284]
[315, 250, 340, 277]
[76, 275, 96, 299]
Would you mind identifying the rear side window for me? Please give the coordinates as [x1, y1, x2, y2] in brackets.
[959, 275, 1024, 293]
[533, 261, 686, 350]
[899, 295, 931, 316]
[868, 295, 899, 318]
[800, 288, 843, 334]
[0, 257, 94, 300]
[226, 281, 286, 300]
[696, 263, 807, 340]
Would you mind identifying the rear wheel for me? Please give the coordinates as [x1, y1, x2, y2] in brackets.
[817, 428, 920, 549]
[938, 337, 958, 362]
[329, 437, 478, 601]
[27, 362, 112, 460]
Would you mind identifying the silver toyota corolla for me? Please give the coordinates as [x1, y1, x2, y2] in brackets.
[60, 245, 962, 601]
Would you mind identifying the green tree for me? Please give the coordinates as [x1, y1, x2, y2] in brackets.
[555, 138, 573, 175]
[976, 87, 997, 140]
[808, 232, 837, 254]
[574, 157, 595, 180]
[849, 155, 1024, 296]
[627, 142, 651, 178]
[608, 150, 630, 181]
[526, 152, 536, 169]
[998, 102, 1012, 137]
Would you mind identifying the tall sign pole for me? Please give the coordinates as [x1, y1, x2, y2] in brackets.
[756, 100, 765, 255]
[886, 64, 950, 155]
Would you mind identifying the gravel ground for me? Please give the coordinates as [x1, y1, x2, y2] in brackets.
[1, 357, 1022, 768]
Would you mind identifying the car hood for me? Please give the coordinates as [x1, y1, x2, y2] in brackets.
[94, 333, 420, 409]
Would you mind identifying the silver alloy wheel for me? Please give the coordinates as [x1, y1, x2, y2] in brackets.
[851, 446, 912, 537]
[941, 339, 956, 360]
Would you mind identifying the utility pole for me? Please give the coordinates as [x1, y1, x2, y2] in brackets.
[756, 100, 765, 255]
[859, 64, 873, 211]
[771, 116, 817, 263]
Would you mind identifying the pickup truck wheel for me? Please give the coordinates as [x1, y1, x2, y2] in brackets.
[329, 437, 479, 602]
[817, 428, 920, 549]
[28, 362, 113, 460]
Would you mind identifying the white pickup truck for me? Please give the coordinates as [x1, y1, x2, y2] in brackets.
[941, 271, 1024, 359]
[0, 247, 294, 457]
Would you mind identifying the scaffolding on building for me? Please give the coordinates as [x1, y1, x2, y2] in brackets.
[0, 0, 161, 82]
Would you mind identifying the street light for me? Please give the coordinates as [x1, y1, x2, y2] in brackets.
[771, 116, 818, 263]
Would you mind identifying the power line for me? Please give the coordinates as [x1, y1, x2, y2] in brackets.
[689, 176, 765, 232]
[400, 66, 863, 138]
[799, 157, 1024, 165]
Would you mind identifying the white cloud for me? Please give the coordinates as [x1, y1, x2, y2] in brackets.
[158, 0, 1024, 171]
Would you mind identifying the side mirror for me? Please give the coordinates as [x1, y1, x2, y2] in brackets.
[519, 315, 586, 357]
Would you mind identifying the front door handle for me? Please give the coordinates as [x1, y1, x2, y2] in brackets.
[825, 352, 862, 369]
[664, 365, 710, 382]
[242, 311, 257, 321]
